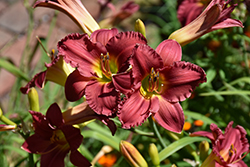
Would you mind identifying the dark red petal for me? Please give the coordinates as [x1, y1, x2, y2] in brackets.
[60, 125, 83, 151]
[112, 70, 135, 94]
[70, 150, 91, 167]
[58, 33, 106, 77]
[40, 146, 68, 167]
[21, 134, 52, 153]
[90, 28, 119, 45]
[65, 69, 91, 102]
[160, 61, 206, 102]
[20, 71, 47, 94]
[118, 90, 157, 128]
[29, 111, 53, 138]
[85, 80, 119, 116]
[106, 31, 147, 70]
[131, 44, 163, 83]
[155, 39, 182, 66]
[46, 103, 64, 127]
[153, 99, 184, 133]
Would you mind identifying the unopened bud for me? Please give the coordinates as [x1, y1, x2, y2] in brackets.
[120, 140, 148, 167]
[199, 140, 210, 162]
[135, 19, 146, 37]
[148, 143, 160, 167]
[28, 87, 39, 112]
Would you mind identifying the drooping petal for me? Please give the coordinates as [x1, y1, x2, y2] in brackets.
[46, 103, 64, 127]
[160, 61, 206, 102]
[20, 71, 47, 94]
[58, 33, 107, 78]
[65, 69, 91, 101]
[118, 90, 158, 128]
[21, 134, 53, 153]
[131, 44, 163, 83]
[70, 150, 91, 167]
[190, 131, 214, 141]
[85, 80, 119, 116]
[106, 31, 147, 70]
[210, 18, 244, 31]
[91, 28, 119, 45]
[60, 125, 83, 151]
[155, 39, 182, 67]
[153, 98, 184, 133]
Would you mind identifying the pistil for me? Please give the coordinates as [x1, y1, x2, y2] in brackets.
[148, 68, 162, 94]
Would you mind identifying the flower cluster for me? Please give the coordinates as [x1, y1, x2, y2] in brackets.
[0, 0, 247, 166]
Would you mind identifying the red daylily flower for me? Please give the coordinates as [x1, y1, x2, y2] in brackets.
[58, 28, 147, 116]
[190, 121, 249, 167]
[20, 55, 74, 94]
[21, 103, 91, 167]
[34, 0, 100, 35]
[118, 39, 206, 133]
[169, 0, 243, 46]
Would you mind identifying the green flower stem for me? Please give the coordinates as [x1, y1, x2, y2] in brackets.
[0, 108, 16, 126]
[148, 117, 166, 148]
[166, 131, 199, 163]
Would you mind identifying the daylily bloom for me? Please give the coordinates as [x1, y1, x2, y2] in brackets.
[20, 55, 74, 94]
[177, 0, 209, 26]
[34, 0, 100, 35]
[21, 103, 91, 167]
[118, 39, 206, 133]
[169, 0, 244, 46]
[58, 28, 148, 117]
[190, 121, 249, 167]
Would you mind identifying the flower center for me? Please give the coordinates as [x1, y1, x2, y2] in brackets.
[100, 53, 118, 81]
[50, 129, 68, 145]
[227, 144, 237, 162]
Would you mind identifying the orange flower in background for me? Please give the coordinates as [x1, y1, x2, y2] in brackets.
[98, 154, 117, 167]
[194, 120, 204, 127]
[183, 121, 192, 131]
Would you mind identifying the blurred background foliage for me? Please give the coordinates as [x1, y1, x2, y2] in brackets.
[0, 0, 250, 166]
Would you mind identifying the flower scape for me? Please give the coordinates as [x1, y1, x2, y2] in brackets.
[0, 0, 250, 166]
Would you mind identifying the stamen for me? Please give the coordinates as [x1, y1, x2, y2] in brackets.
[147, 68, 162, 94]
[100, 53, 112, 78]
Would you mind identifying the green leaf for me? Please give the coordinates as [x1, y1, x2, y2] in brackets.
[158, 136, 208, 162]
[82, 131, 120, 151]
[199, 90, 250, 96]
[0, 58, 29, 81]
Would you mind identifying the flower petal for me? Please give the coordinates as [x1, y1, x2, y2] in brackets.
[20, 71, 47, 94]
[112, 70, 135, 94]
[46, 103, 64, 127]
[160, 61, 206, 102]
[21, 134, 53, 153]
[40, 146, 68, 167]
[155, 39, 182, 66]
[118, 90, 157, 128]
[153, 99, 184, 133]
[91, 28, 119, 45]
[29, 111, 53, 139]
[131, 44, 163, 83]
[85, 80, 119, 116]
[58, 33, 106, 78]
[70, 150, 91, 167]
[60, 125, 83, 151]
[65, 69, 91, 101]
[106, 31, 147, 70]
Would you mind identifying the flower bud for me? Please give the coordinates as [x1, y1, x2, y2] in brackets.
[120, 140, 148, 167]
[199, 140, 210, 162]
[135, 19, 146, 37]
[148, 143, 160, 167]
[28, 87, 39, 112]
